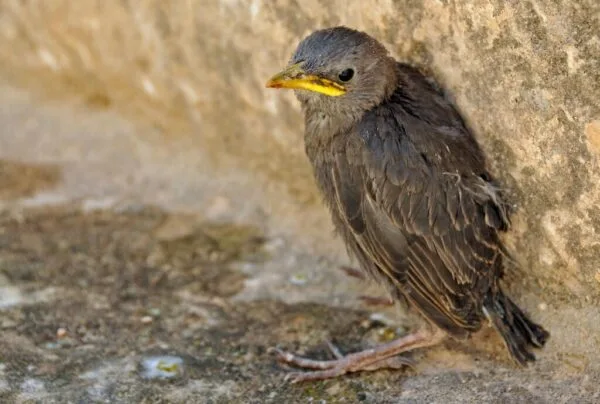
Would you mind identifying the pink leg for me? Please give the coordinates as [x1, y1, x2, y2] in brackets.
[339, 266, 366, 279]
[338, 267, 395, 307]
[358, 295, 395, 306]
[271, 329, 445, 383]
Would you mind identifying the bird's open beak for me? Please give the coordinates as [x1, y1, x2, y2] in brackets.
[265, 62, 346, 97]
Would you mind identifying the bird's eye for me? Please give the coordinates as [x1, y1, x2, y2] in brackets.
[338, 68, 354, 82]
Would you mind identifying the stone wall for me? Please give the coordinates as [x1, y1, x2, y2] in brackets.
[0, 0, 598, 302]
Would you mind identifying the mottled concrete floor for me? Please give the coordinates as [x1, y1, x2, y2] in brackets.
[0, 84, 597, 403]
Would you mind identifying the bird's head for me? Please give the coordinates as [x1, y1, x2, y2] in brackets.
[266, 26, 398, 123]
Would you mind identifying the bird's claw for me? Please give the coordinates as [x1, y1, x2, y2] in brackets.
[270, 342, 415, 383]
[284, 371, 313, 384]
[268, 347, 298, 364]
[325, 339, 344, 359]
[270, 346, 339, 370]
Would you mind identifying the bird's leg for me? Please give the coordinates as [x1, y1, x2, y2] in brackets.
[338, 266, 394, 307]
[339, 265, 366, 279]
[271, 328, 445, 383]
[325, 339, 415, 369]
[358, 295, 395, 306]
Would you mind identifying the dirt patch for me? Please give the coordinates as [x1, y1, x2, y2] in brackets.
[0, 205, 598, 403]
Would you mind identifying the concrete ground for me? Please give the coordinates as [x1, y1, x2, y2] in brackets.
[0, 83, 597, 403]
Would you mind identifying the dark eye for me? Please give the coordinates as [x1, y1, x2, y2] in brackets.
[338, 68, 354, 82]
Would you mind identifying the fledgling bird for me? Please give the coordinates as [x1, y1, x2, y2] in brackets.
[265, 26, 549, 383]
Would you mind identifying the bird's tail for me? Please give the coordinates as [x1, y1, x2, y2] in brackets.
[483, 289, 550, 365]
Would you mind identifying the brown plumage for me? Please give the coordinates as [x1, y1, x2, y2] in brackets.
[266, 26, 549, 382]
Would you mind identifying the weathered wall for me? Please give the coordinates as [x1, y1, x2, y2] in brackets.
[0, 0, 599, 305]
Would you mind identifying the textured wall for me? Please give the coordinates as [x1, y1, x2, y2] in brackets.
[1, 0, 599, 304]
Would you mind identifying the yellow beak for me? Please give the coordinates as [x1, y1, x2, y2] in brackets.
[265, 62, 346, 97]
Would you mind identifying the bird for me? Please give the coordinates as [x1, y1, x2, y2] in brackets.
[265, 26, 549, 383]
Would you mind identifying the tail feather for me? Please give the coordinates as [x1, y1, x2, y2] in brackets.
[484, 290, 550, 366]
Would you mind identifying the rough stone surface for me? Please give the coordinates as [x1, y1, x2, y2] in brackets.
[0, 1, 598, 402]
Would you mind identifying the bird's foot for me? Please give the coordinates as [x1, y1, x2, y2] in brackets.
[271, 330, 436, 383]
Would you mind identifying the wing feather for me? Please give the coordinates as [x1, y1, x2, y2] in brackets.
[329, 98, 510, 336]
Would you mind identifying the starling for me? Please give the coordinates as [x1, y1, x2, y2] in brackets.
[265, 26, 549, 382]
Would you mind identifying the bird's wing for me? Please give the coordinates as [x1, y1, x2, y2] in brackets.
[331, 105, 510, 335]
